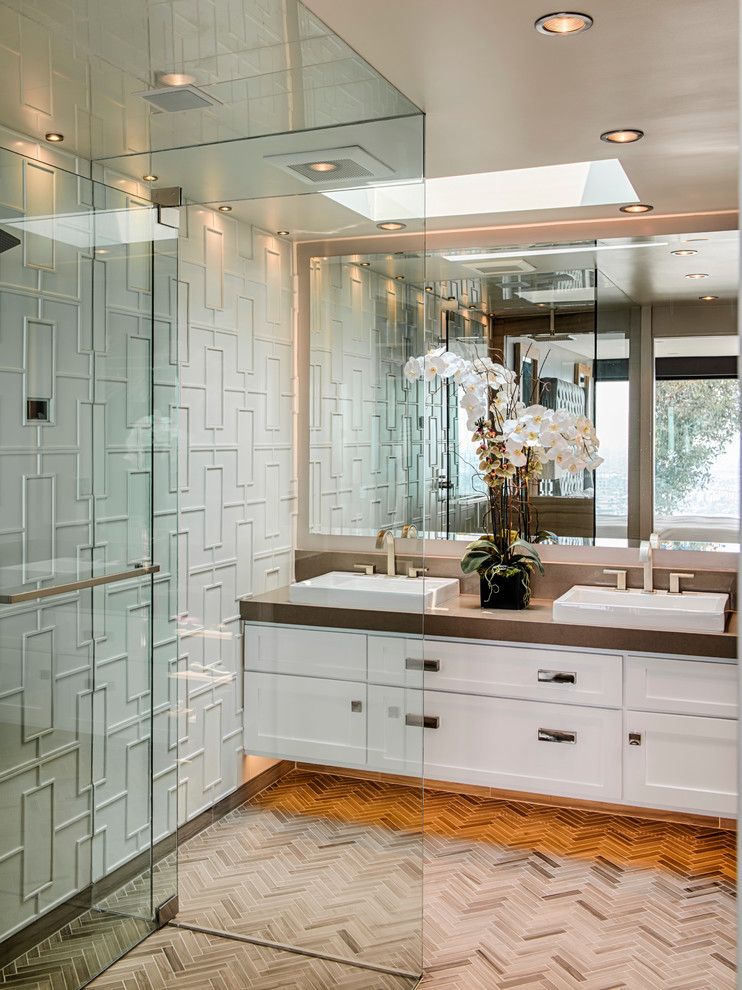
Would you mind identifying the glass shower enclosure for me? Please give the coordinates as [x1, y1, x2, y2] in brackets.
[0, 147, 179, 986]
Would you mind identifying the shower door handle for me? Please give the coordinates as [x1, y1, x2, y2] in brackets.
[0, 563, 161, 603]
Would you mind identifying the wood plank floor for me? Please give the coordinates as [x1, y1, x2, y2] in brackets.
[6, 769, 735, 990]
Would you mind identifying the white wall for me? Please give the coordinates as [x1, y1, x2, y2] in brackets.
[175, 205, 296, 824]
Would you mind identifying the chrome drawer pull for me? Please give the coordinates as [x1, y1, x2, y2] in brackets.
[405, 657, 441, 672]
[538, 669, 576, 685]
[538, 728, 577, 744]
[405, 714, 440, 729]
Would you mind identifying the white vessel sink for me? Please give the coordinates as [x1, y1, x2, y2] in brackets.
[552, 585, 729, 633]
[289, 571, 460, 612]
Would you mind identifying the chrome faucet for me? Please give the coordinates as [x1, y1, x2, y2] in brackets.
[402, 524, 418, 539]
[376, 529, 396, 576]
[639, 532, 660, 593]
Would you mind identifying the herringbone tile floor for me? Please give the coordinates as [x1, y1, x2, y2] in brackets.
[4, 770, 736, 989]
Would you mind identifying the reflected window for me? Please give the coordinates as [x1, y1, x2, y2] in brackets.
[654, 336, 739, 543]
[595, 379, 629, 534]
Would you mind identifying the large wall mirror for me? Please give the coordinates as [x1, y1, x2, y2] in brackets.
[304, 230, 738, 551]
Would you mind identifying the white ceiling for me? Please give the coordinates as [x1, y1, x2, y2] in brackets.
[301, 0, 738, 222]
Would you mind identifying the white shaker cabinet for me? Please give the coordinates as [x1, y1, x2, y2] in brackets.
[243, 622, 738, 818]
[244, 672, 368, 766]
[623, 710, 738, 816]
[406, 690, 622, 800]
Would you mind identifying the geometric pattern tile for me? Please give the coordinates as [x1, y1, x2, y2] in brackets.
[89, 770, 736, 990]
[87, 926, 419, 990]
[175, 771, 423, 973]
[0, 910, 152, 990]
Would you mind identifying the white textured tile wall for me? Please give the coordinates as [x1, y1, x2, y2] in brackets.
[0, 149, 179, 941]
[308, 259, 445, 536]
[176, 205, 295, 824]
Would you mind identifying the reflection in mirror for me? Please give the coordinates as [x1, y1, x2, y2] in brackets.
[307, 231, 738, 551]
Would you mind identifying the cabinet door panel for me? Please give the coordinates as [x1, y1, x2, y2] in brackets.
[422, 692, 621, 800]
[625, 656, 737, 718]
[422, 639, 622, 707]
[367, 685, 423, 775]
[243, 623, 366, 680]
[623, 711, 737, 816]
[243, 672, 367, 765]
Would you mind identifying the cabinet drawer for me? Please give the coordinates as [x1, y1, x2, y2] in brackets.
[625, 656, 738, 718]
[420, 639, 622, 707]
[367, 635, 425, 687]
[243, 672, 367, 765]
[422, 692, 621, 801]
[243, 623, 366, 680]
[623, 710, 738, 816]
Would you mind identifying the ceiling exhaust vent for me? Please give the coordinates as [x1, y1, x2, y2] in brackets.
[459, 258, 537, 276]
[136, 85, 222, 113]
[264, 147, 393, 185]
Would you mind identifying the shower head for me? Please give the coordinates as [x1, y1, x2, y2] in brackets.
[0, 228, 20, 254]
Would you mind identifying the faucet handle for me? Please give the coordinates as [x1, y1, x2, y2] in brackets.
[407, 566, 428, 579]
[603, 569, 627, 591]
[669, 572, 694, 594]
[354, 564, 376, 576]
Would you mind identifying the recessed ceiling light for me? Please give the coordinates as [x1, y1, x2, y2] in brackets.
[377, 221, 407, 231]
[600, 129, 644, 144]
[699, 295, 718, 301]
[447, 296, 456, 301]
[308, 162, 338, 172]
[425, 286, 433, 292]
[218, 205, 232, 212]
[159, 72, 197, 87]
[395, 275, 405, 280]
[685, 273, 709, 279]
[142, 174, 158, 182]
[468, 305, 476, 310]
[535, 11, 593, 35]
[359, 262, 370, 266]
[276, 230, 290, 236]
[620, 203, 653, 213]
[45, 132, 63, 142]
[538, 303, 549, 307]
[671, 249, 697, 256]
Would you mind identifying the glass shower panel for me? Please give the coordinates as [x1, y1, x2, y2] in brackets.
[0, 148, 178, 986]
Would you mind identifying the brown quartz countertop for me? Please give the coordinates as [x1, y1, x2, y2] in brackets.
[239, 588, 738, 660]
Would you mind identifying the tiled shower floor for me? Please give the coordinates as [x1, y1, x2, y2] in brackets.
[4, 770, 736, 990]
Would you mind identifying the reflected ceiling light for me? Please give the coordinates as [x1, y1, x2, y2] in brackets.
[377, 221, 407, 230]
[442, 241, 667, 263]
[425, 286, 433, 292]
[218, 205, 232, 212]
[159, 72, 196, 87]
[535, 11, 593, 34]
[685, 273, 709, 279]
[45, 132, 63, 142]
[359, 262, 370, 266]
[467, 305, 476, 310]
[447, 296, 456, 301]
[276, 230, 290, 236]
[699, 295, 718, 300]
[395, 275, 405, 280]
[142, 174, 158, 182]
[601, 129, 643, 144]
[308, 162, 338, 172]
[620, 203, 653, 213]
[671, 249, 697, 256]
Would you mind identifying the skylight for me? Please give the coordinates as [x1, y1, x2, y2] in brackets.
[324, 159, 638, 220]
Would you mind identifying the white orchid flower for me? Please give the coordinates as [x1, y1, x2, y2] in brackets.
[504, 439, 528, 467]
[403, 356, 423, 382]
[423, 353, 447, 380]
